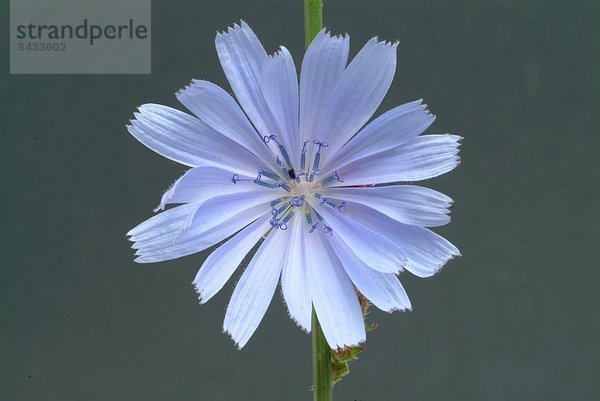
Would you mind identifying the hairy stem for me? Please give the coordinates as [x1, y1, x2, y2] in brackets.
[312, 309, 333, 401]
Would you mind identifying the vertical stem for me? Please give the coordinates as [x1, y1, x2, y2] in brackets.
[305, 2, 331, 400]
[304, 0, 323, 48]
[312, 309, 333, 401]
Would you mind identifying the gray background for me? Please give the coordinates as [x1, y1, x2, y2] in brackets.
[2, 0, 599, 400]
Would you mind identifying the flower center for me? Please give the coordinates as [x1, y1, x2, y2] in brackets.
[230, 135, 347, 233]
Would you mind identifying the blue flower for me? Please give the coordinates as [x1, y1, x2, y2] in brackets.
[127, 22, 461, 349]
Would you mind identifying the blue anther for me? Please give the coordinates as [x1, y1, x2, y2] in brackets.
[231, 174, 240, 184]
[278, 222, 288, 230]
[277, 182, 292, 192]
[323, 225, 333, 235]
[268, 135, 292, 167]
[321, 170, 344, 185]
[278, 145, 292, 168]
[254, 179, 278, 189]
[270, 217, 280, 227]
[311, 140, 329, 173]
[271, 208, 279, 216]
[320, 175, 335, 185]
[282, 210, 295, 224]
[312, 151, 321, 172]
[305, 211, 314, 225]
[300, 140, 310, 171]
[309, 223, 319, 233]
[259, 167, 280, 181]
[337, 202, 348, 213]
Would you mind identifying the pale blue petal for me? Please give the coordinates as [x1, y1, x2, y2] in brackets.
[224, 228, 287, 348]
[280, 215, 312, 331]
[299, 30, 349, 147]
[127, 202, 200, 241]
[323, 99, 435, 172]
[316, 38, 398, 163]
[131, 190, 279, 263]
[307, 229, 366, 349]
[132, 204, 268, 264]
[193, 214, 271, 304]
[127, 104, 262, 174]
[176, 80, 278, 171]
[215, 22, 280, 139]
[345, 203, 460, 277]
[328, 232, 411, 312]
[308, 198, 406, 274]
[157, 166, 261, 210]
[336, 134, 462, 186]
[262, 47, 300, 166]
[321, 185, 453, 227]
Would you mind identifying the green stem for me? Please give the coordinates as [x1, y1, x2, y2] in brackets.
[312, 309, 333, 401]
[304, 2, 331, 400]
[304, 0, 323, 48]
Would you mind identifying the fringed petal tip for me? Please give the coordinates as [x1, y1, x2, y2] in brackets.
[191, 281, 207, 305]
[215, 20, 253, 38]
[175, 79, 199, 98]
[369, 36, 400, 48]
[229, 336, 244, 351]
[267, 45, 291, 60]
[222, 326, 248, 350]
[320, 28, 349, 41]
[425, 247, 462, 277]
[388, 304, 413, 313]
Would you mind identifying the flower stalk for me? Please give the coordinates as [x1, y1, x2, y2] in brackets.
[304, 4, 332, 401]
[312, 309, 333, 401]
[304, 0, 323, 49]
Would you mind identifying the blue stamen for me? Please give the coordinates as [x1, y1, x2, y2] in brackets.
[267, 135, 293, 168]
[281, 210, 295, 224]
[231, 173, 256, 184]
[305, 210, 314, 225]
[254, 179, 278, 189]
[277, 182, 292, 192]
[312, 140, 328, 173]
[321, 170, 344, 185]
[259, 167, 280, 181]
[305, 210, 319, 233]
[276, 156, 291, 180]
[300, 140, 310, 171]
